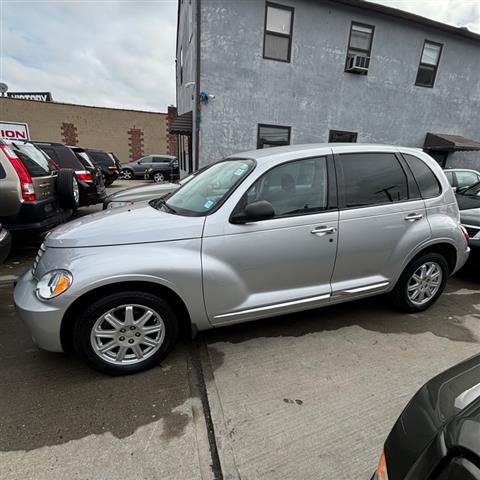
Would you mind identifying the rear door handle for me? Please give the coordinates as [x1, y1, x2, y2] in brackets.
[311, 226, 337, 236]
[405, 213, 423, 221]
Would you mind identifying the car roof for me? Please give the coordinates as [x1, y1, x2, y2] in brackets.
[228, 143, 427, 162]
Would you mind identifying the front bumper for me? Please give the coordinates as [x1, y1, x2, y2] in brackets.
[14, 269, 66, 352]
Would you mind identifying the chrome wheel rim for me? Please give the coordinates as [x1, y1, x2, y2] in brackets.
[154, 173, 164, 183]
[73, 178, 80, 206]
[407, 261, 443, 306]
[90, 304, 165, 365]
[123, 170, 132, 179]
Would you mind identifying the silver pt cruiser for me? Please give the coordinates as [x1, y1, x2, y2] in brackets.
[14, 144, 470, 375]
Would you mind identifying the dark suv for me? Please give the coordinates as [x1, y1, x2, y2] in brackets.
[84, 148, 120, 186]
[0, 140, 74, 234]
[33, 142, 106, 207]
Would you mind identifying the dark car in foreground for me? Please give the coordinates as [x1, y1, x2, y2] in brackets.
[84, 148, 119, 186]
[456, 181, 480, 248]
[372, 354, 480, 480]
[0, 224, 12, 263]
[34, 142, 106, 207]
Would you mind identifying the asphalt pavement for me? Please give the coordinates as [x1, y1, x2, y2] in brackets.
[1, 181, 480, 479]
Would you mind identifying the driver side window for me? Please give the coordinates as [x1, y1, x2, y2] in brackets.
[241, 156, 328, 217]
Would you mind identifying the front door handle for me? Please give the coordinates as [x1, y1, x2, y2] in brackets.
[311, 226, 337, 236]
[405, 213, 423, 222]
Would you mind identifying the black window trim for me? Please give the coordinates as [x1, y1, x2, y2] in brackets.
[400, 152, 443, 199]
[229, 154, 338, 224]
[345, 21, 375, 73]
[257, 123, 292, 149]
[415, 39, 443, 88]
[263, 2, 295, 63]
[334, 151, 419, 211]
[329, 130, 358, 143]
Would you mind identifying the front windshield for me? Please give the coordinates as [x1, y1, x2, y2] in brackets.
[463, 182, 480, 197]
[164, 159, 254, 215]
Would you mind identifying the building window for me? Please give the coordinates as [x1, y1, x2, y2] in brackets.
[329, 130, 357, 143]
[345, 22, 374, 74]
[415, 40, 442, 88]
[257, 124, 291, 149]
[263, 3, 294, 63]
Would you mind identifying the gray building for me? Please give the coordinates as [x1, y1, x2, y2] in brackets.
[172, 0, 480, 174]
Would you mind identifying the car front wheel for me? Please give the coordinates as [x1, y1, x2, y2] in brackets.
[391, 253, 448, 312]
[73, 291, 179, 375]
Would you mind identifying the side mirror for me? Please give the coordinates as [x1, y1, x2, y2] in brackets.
[231, 200, 275, 224]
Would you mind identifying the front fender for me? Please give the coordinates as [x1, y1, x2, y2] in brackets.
[38, 239, 211, 330]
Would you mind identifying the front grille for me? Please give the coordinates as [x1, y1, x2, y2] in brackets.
[465, 226, 480, 239]
[32, 242, 46, 276]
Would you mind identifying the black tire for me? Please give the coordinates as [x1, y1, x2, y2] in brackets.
[121, 169, 134, 180]
[73, 291, 179, 375]
[57, 169, 79, 210]
[391, 252, 449, 313]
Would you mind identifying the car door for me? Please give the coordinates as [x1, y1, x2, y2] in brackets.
[202, 154, 339, 325]
[135, 156, 151, 175]
[330, 149, 431, 298]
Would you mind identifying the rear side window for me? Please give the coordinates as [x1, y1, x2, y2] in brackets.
[88, 150, 113, 166]
[338, 152, 408, 207]
[403, 154, 441, 198]
[38, 145, 82, 170]
[11, 143, 55, 177]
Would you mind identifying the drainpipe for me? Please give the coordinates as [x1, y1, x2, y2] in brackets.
[195, 0, 201, 171]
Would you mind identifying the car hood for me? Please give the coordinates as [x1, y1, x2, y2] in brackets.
[45, 202, 205, 248]
[460, 207, 480, 226]
[384, 354, 480, 480]
[108, 183, 179, 203]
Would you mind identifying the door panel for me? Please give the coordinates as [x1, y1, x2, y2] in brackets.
[331, 200, 430, 295]
[203, 212, 339, 324]
[202, 154, 338, 325]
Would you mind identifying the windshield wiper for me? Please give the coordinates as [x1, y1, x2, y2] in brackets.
[152, 198, 176, 214]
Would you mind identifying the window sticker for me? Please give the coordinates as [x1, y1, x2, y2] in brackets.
[204, 199, 214, 209]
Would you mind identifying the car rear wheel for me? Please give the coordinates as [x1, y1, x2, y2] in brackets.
[391, 253, 448, 312]
[73, 291, 179, 375]
[153, 172, 165, 183]
[57, 169, 80, 210]
[121, 169, 133, 180]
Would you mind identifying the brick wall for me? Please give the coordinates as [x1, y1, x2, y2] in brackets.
[128, 127, 144, 161]
[166, 105, 178, 156]
[61, 122, 78, 145]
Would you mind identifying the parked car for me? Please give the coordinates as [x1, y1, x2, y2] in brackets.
[0, 139, 76, 234]
[84, 148, 120, 186]
[121, 155, 177, 180]
[0, 223, 12, 264]
[14, 144, 469, 375]
[103, 168, 204, 209]
[456, 181, 480, 249]
[444, 168, 480, 191]
[33, 142, 106, 207]
[372, 353, 480, 480]
[144, 158, 180, 183]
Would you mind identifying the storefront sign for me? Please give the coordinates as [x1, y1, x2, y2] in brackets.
[0, 121, 30, 140]
[7, 92, 52, 102]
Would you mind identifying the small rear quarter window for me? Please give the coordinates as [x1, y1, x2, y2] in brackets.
[403, 154, 442, 198]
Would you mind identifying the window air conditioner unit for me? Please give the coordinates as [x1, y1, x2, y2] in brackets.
[346, 55, 370, 73]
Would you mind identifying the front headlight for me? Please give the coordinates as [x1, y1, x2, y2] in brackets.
[36, 270, 73, 300]
[107, 201, 133, 209]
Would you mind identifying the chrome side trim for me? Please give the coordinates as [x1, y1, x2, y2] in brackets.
[338, 282, 390, 295]
[213, 293, 331, 320]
